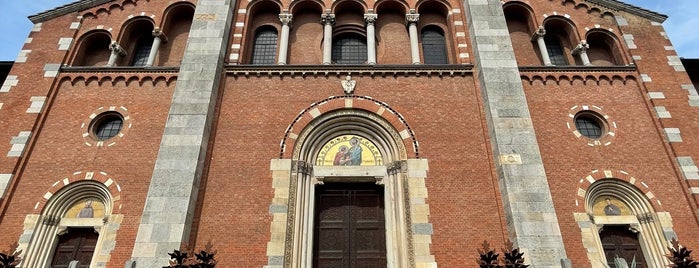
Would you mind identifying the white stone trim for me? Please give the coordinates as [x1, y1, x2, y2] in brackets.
[623, 34, 637, 49]
[664, 128, 682, 142]
[0, 174, 12, 198]
[677, 157, 699, 180]
[654, 106, 671, 118]
[7, 131, 31, 157]
[1, 75, 19, 92]
[26, 96, 47, 114]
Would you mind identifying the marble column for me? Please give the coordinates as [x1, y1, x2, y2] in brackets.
[321, 13, 335, 65]
[406, 11, 420, 64]
[573, 41, 591, 66]
[278, 13, 292, 65]
[107, 41, 126, 67]
[532, 26, 552, 66]
[145, 28, 167, 67]
[364, 13, 378, 65]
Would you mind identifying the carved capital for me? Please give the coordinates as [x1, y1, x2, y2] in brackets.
[531, 26, 546, 41]
[109, 41, 126, 56]
[292, 160, 313, 175]
[629, 223, 641, 234]
[279, 13, 293, 26]
[406, 12, 419, 25]
[320, 13, 335, 25]
[42, 214, 60, 226]
[637, 212, 655, 224]
[387, 160, 407, 175]
[152, 27, 168, 42]
[364, 13, 378, 24]
[572, 41, 589, 55]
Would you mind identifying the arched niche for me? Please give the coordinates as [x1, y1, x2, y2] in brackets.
[158, 2, 195, 66]
[71, 30, 112, 66]
[503, 2, 541, 65]
[586, 30, 624, 66]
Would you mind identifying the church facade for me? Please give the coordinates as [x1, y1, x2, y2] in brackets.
[1, 0, 698, 267]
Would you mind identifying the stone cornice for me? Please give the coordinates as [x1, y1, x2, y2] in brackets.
[29, 0, 116, 24]
[225, 64, 474, 78]
[584, 0, 667, 23]
[61, 66, 180, 73]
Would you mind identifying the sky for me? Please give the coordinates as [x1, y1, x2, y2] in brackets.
[0, 0, 697, 61]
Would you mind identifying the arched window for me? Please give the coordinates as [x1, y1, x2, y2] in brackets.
[251, 27, 278, 65]
[131, 34, 153, 66]
[72, 31, 111, 66]
[332, 34, 367, 64]
[421, 26, 448, 64]
[544, 34, 567, 65]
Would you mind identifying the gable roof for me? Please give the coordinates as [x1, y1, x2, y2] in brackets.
[28, 0, 667, 24]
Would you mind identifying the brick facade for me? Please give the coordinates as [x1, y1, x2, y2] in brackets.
[0, 0, 698, 267]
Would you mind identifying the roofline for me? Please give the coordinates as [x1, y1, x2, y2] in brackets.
[584, 0, 668, 23]
[27, 0, 668, 24]
[28, 0, 116, 24]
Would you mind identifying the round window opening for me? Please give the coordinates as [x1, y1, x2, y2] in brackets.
[574, 112, 605, 139]
[91, 113, 124, 140]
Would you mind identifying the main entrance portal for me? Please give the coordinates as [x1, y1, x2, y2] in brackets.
[313, 182, 386, 267]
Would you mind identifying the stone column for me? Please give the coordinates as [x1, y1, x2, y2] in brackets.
[129, 0, 235, 267]
[364, 13, 378, 65]
[146, 28, 167, 67]
[464, 0, 568, 267]
[106, 41, 125, 67]
[532, 26, 552, 66]
[406, 11, 420, 64]
[278, 13, 292, 65]
[573, 41, 591, 66]
[321, 13, 335, 65]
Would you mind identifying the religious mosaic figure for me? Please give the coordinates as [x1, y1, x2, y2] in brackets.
[78, 200, 94, 218]
[334, 145, 349, 165]
[347, 137, 362, 165]
[604, 198, 621, 216]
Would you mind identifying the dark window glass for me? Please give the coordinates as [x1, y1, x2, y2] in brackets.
[131, 35, 153, 66]
[422, 27, 448, 64]
[544, 34, 568, 65]
[94, 114, 123, 140]
[575, 114, 603, 139]
[332, 35, 367, 64]
[251, 28, 278, 64]
[600, 225, 647, 268]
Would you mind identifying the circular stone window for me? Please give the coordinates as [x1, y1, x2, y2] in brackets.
[567, 105, 617, 146]
[92, 113, 124, 140]
[81, 106, 132, 147]
[574, 113, 604, 139]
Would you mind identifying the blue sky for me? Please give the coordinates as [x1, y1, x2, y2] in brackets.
[0, 0, 697, 61]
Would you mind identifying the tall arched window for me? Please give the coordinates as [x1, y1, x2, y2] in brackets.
[421, 26, 448, 64]
[544, 34, 567, 65]
[131, 34, 154, 66]
[332, 34, 367, 64]
[251, 26, 278, 65]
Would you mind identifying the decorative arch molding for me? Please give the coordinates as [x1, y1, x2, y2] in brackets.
[18, 171, 125, 268]
[572, 172, 675, 267]
[58, 72, 178, 87]
[266, 97, 435, 268]
[520, 72, 637, 86]
[280, 95, 419, 159]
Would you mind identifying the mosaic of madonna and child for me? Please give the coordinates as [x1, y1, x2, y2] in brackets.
[316, 135, 383, 166]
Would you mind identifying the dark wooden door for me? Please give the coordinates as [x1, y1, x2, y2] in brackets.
[51, 228, 98, 268]
[600, 225, 647, 268]
[313, 183, 386, 268]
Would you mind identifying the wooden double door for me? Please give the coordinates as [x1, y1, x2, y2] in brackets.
[313, 183, 387, 268]
[50, 228, 98, 268]
[600, 225, 647, 268]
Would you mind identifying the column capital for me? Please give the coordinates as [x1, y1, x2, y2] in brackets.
[279, 13, 293, 26]
[531, 25, 546, 41]
[406, 12, 420, 24]
[152, 27, 168, 42]
[109, 41, 126, 56]
[364, 13, 378, 24]
[572, 40, 589, 55]
[320, 13, 335, 25]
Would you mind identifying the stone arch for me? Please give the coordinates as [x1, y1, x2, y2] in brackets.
[416, 0, 453, 64]
[19, 172, 124, 268]
[543, 15, 580, 65]
[573, 171, 674, 267]
[157, 2, 195, 66]
[242, 0, 282, 64]
[280, 95, 419, 159]
[331, 0, 368, 15]
[585, 29, 625, 66]
[70, 30, 112, 66]
[116, 16, 156, 66]
[503, 1, 541, 65]
[266, 96, 434, 268]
